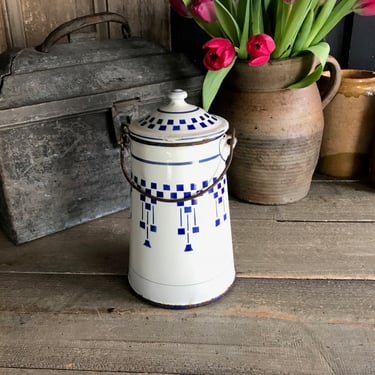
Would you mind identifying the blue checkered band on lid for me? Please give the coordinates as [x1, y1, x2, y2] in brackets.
[139, 111, 218, 134]
[129, 89, 229, 143]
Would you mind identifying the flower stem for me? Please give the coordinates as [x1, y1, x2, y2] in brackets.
[273, 0, 316, 58]
[292, 8, 314, 55]
[311, 0, 357, 45]
[250, 0, 264, 35]
[238, 0, 251, 59]
[304, 0, 337, 48]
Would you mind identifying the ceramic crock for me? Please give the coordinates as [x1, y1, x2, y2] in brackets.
[211, 55, 341, 205]
[318, 69, 375, 178]
[120, 89, 236, 308]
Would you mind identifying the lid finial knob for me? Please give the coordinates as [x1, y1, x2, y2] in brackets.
[168, 89, 188, 104]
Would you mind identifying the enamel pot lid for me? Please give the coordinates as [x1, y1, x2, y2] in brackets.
[128, 89, 229, 144]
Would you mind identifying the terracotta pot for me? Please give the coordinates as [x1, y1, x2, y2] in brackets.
[212, 55, 341, 204]
[318, 69, 375, 178]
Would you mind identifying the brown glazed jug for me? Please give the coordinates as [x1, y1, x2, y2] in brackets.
[318, 69, 375, 178]
[212, 54, 341, 204]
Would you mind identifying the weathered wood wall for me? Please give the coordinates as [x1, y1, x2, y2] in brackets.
[0, 0, 170, 53]
[0, 1, 7, 52]
[107, 0, 170, 46]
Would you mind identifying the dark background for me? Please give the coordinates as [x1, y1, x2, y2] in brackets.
[171, 12, 375, 72]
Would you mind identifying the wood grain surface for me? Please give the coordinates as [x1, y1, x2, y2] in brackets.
[1, 179, 375, 374]
[0, 275, 374, 374]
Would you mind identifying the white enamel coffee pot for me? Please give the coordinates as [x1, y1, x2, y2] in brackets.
[120, 89, 236, 308]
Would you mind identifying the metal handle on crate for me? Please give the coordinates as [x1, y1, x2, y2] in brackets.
[36, 12, 131, 53]
[119, 129, 236, 203]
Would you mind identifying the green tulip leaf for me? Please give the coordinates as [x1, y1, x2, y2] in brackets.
[194, 17, 223, 38]
[202, 57, 237, 110]
[213, 0, 240, 45]
[220, 0, 235, 13]
[288, 42, 330, 88]
[238, 0, 250, 59]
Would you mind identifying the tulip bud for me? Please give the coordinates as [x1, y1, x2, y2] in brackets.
[169, 0, 191, 18]
[191, 0, 217, 23]
[202, 38, 236, 70]
[246, 34, 276, 66]
[354, 0, 375, 15]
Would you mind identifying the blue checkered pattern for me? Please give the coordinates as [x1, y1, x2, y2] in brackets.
[134, 175, 228, 251]
[139, 111, 218, 133]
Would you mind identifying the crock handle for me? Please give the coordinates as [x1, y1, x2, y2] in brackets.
[320, 55, 342, 109]
[119, 129, 236, 203]
[36, 12, 131, 53]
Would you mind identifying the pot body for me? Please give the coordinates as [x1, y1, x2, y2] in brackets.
[128, 137, 235, 307]
[126, 90, 235, 308]
[318, 70, 375, 178]
[212, 56, 341, 204]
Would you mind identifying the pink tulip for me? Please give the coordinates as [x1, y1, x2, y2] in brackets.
[169, 0, 191, 17]
[202, 38, 236, 70]
[246, 34, 276, 66]
[354, 0, 375, 15]
[191, 0, 217, 23]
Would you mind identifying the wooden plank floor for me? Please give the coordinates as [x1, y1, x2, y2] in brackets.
[1, 179, 375, 374]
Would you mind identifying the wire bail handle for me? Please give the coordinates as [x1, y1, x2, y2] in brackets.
[119, 125, 236, 203]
